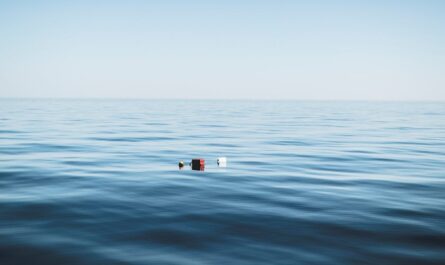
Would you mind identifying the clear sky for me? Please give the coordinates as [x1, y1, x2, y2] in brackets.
[0, 0, 444, 100]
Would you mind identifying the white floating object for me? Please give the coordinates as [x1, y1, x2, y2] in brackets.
[217, 157, 227, 167]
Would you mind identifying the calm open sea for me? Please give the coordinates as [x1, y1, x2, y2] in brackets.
[1, 99, 444, 265]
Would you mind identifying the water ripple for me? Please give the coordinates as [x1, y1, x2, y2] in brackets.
[1, 99, 445, 265]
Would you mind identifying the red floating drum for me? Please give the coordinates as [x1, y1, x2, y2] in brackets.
[191, 158, 205, 171]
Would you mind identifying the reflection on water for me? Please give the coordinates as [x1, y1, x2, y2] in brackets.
[1, 99, 445, 264]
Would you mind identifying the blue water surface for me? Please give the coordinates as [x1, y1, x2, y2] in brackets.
[1, 99, 445, 265]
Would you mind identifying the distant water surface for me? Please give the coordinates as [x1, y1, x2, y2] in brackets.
[1, 99, 444, 265]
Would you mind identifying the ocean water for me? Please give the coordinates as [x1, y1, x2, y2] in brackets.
[1, 99, 444, 265]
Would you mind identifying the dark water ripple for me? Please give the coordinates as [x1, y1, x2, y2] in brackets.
[1, 99, 445, 265]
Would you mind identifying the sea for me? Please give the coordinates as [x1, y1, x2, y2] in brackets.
[1, 99, 444, 265]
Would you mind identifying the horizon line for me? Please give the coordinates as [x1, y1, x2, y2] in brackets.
[0, 97, 444, 103]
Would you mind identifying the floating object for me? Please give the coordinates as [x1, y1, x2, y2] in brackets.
[178, 160, 184, 169]
[191, 158, 205, 171]
[217, 157, 227, 167]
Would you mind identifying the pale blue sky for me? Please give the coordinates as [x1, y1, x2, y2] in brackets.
[0, 0, 444, 100]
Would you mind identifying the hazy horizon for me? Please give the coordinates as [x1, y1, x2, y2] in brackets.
[2, 97, 445, 103]
[1, 1, 444, 100]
